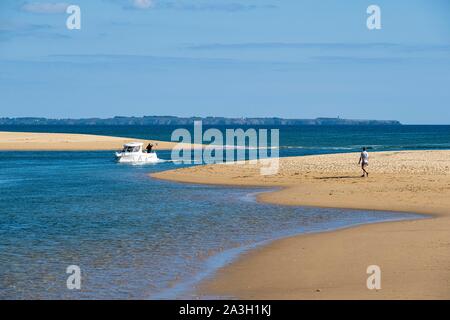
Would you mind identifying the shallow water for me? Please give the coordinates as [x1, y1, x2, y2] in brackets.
[0, 150, 421, 299]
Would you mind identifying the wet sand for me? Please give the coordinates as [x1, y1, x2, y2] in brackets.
[152, 151, 450, 299]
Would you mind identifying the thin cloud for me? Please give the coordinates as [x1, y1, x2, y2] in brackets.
[311, 56, 407, 65]
[0, 22, 70, 42]
[0, 30, 70, 42]
[187, 42, 450, 53]
[188, 42, 401, 50]
[131, 0, 154, 9]
[21, 2, 70, 14]
[117, 0, 276, 11]
[158, 2, 277, 12]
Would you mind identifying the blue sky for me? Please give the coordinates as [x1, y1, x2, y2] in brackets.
[0, 0, 449, 124]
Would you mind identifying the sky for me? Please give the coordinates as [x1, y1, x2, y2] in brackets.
[0, 0, 449, 124]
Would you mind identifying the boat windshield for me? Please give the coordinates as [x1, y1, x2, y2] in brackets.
[123, 146, 140, 152]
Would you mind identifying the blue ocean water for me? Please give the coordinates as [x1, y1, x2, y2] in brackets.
[1, 125, 446, 299]
[2, 125, 450, 156]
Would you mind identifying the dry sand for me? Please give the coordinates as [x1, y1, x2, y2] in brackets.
[0, 131, 183, 151]
[152, 150, 450, 299]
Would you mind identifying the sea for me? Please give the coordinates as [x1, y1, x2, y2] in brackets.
[1, 124, 449, 299]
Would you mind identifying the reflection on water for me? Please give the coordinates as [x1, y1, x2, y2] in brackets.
[0, 151, 420, 299]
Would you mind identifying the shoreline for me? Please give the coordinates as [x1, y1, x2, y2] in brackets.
[152, 174, 442, 218]
[160, 211, 422, 300]
[152, 175, 443, 222]
[152, 150, 450, 299]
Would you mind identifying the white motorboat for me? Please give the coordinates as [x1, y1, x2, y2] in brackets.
[115, 142, 159, 163]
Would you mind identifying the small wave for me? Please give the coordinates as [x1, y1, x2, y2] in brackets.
[205, 145, 279, 150]
[129, 159, 168, 166]
[279, 146, 355, 150]
[0, 178, 28, 185]
[279, 144, 450, 151]
[366, 144, 450, 150]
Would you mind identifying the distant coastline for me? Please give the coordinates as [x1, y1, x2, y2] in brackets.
[0, 116, 401, 126]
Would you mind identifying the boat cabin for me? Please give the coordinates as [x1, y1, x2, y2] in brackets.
[122, 142, 143, 153]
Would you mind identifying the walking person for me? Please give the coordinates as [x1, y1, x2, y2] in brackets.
[358, 147, 369, 177]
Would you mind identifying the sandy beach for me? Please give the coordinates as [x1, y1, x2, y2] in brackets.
[152, 150, 450, 299]
[0, 131, 183, 151]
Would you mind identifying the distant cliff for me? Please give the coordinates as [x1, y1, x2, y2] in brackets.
[0, 116, 402, 126]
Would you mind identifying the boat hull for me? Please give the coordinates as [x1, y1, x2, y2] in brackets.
[115, 152, 159, 163]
